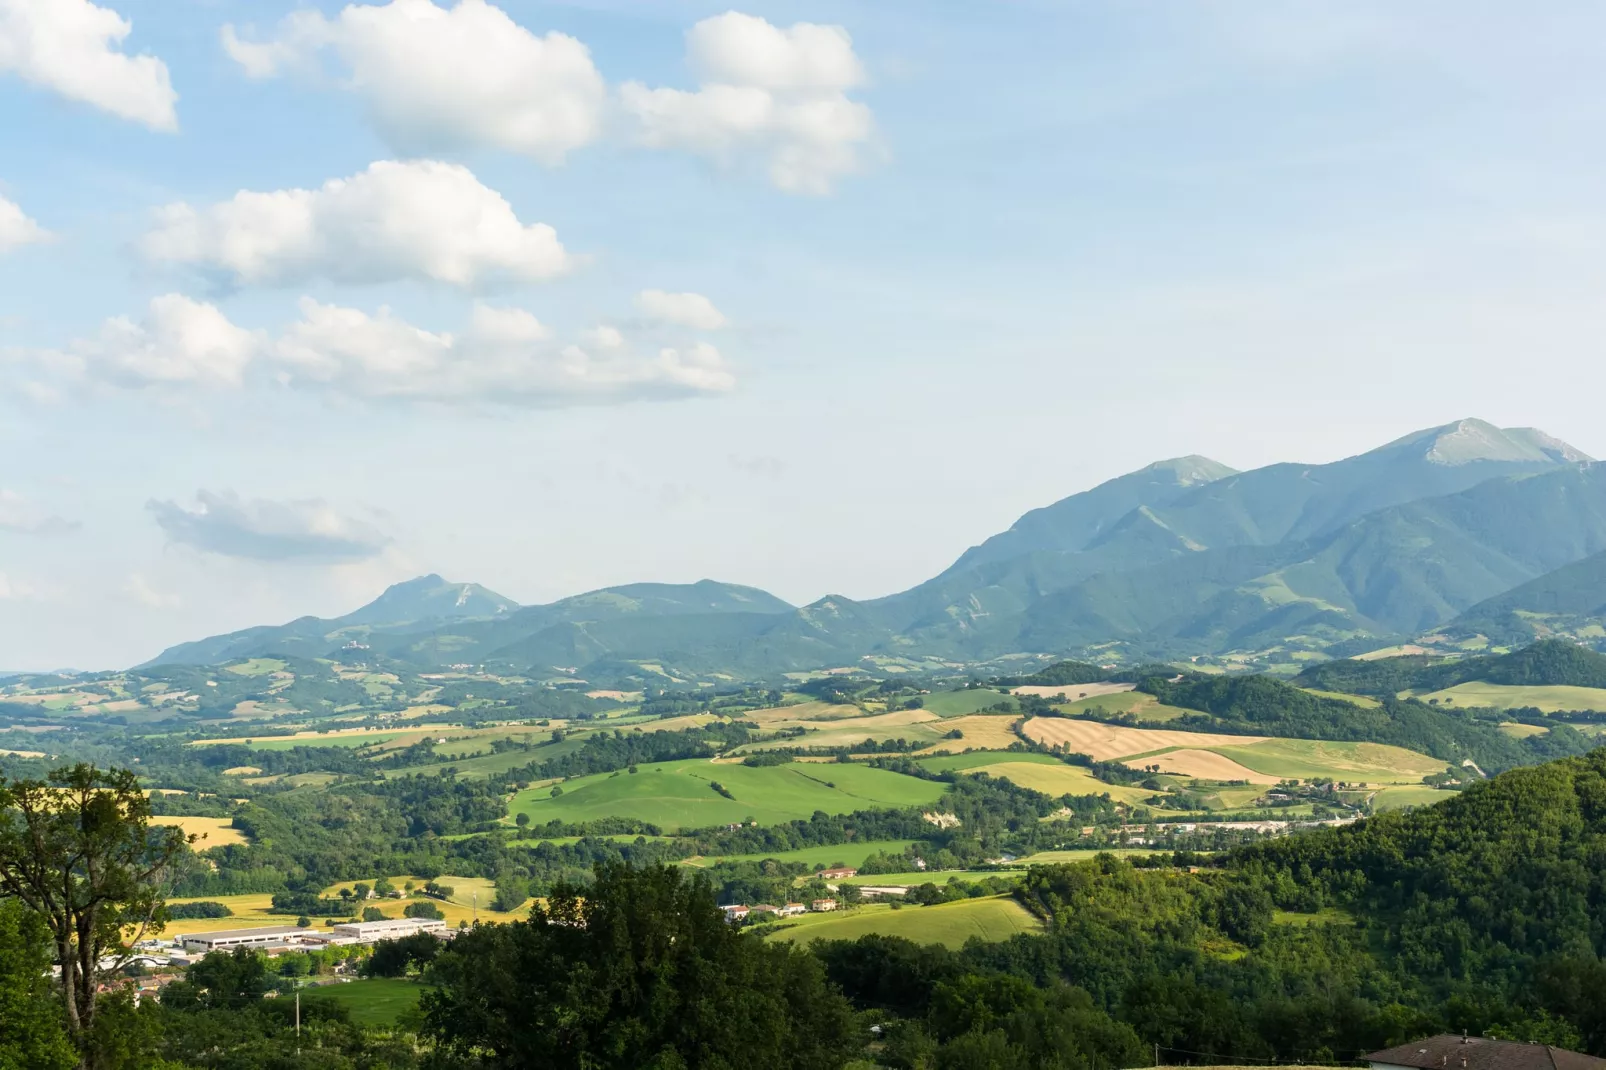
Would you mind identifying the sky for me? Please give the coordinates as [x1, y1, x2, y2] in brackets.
[4, 0, 1606, 670]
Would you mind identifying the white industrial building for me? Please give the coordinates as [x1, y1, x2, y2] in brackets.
[329, 917, 448, 941]
[179, 926, 307, 954]
[177, 917, 448, 955]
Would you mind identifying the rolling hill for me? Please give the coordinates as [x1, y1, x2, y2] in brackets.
[1442, 549, 1606, 644]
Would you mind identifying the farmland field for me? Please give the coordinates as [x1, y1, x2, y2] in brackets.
[307, 978, 426, 1026]
[917, 750, 1159, 805]
[1013, 682, 1136, 701]
[1038, 690, 1197, 723]
[1498, 722, 1549, 738]
[506, 758, 946, 831]
[918, 689, 1016, 716]
[1206, 740, 1444, 783]
[152, 816, 246, 846]
[1021, 719, 1266, 759]
[917, 751, 1063, 774]
[767, 895, 1042, 949]
[911, 714, 1024, 753]
[1369, 784, 1460, 811]
[1022, 718, 1445, 785]
[1407, 681, 1606, 713]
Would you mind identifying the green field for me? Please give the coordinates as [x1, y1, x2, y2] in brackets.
[767, 895, 1042, 949]
[1052, 691, 1196, 722]
[918, 689, 1015, 717]
[381, 750, 542, 779]
[307, 979, 426, 1026]
[1369, 784, 1460, 811]
[1409, 681, 1606, 713]
[224, 658, 287, 677]
[506, 759, 946, 831]
[1205, 739, 1445, 783]
[684, 840, 922, 869]
[916, 750, 1062, 773]
[917, 750, 1160, 806]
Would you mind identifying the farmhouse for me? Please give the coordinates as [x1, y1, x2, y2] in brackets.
[1366, 1036, 1606, 1070]
[811, 899, 838, 912]
[721, 905, 750, 923]
[778, 903, 807, 916]
[818, 867, 858, 879]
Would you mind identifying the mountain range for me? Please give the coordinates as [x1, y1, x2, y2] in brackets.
[144, 418, 1606, 682]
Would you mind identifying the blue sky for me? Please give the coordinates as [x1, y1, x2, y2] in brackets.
[4, 0, 1606, 669]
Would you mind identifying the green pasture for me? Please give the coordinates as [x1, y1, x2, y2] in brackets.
[916, 750, 1061, 773]
[306, 979, 426, 1026]
[1052, 691, 1196, 722]
[1408, 681, 1606, 713]
[224, 658, 287, 677]
[1369, 784, 1460, 811]
[506, 758, 946, 832]
[1204, 739, 1444, 784]
[918, 689, 1015, 717]
[766, 895, 1042, 949]
[1298, 688, 1382, 708]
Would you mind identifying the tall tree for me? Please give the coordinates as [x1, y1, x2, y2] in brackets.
[0, 764, 188, 1067]
[0, 899, 77, 1070]
[421, 861, 858, 1069]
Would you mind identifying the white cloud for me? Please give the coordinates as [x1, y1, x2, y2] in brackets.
[620, 12, 876, 194]
[0, 194, 49, 253]
[10, 294, 737, 407]
[0, 0, 177, 130]
[0, 490, 78, 535]
[13, 294, 261, 393]
[273, 298, 735, 404]
[222, 0, 605, 164]
[121, 573, 179, 609]
[635, 289, 727, 330]
[142, 159, 572, 289]
[0, 572, 37, 600]
[148, 490, 392, 562]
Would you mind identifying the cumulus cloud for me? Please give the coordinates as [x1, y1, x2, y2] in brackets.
[0, 0, 177, 130]
[222, 0, 605, 164]
[11, 293, 261, 394]
[620, 12, 876, 194]
[142, 159, 571, 289]
[0, 490, 78, 535]
[147, 490, 392, 562]
[635, 289, 727, 330]
[0, 194, 49, 253]
[274, 298, 735, 404]
[12, 294, 736, 407]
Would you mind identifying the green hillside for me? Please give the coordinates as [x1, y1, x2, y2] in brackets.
[1445, 548, 1606, 643]
[505, 759, 946, 831]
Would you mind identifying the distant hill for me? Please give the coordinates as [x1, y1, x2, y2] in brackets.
[1442, 549, 1606, 645]
[142, 574, 521, 667]
[141, 577, 797, 674]
[140, 419, 1606, 679]
[1293, 639, 1606, 697]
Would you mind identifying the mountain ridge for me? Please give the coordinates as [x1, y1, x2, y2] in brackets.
[139, 419, 1603, 677]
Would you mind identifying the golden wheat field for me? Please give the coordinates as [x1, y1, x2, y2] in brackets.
[1021, 718, 1267, 760]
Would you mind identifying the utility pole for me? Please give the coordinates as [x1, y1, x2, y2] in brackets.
[1155, 1043, 1160, 1067]
[295, 983, 301, 1056]
[473, 891, 478, 925]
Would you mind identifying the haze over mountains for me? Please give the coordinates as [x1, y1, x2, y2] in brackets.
[145, 419, 1606, 680]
